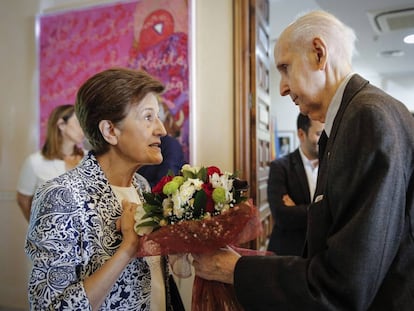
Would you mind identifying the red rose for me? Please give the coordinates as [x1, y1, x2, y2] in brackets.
[152, 175, 173, 194]
[207, 166, 221, 177]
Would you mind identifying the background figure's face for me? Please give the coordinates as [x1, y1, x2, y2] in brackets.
[298, 119, 324, 160]
[115, 92, 167, 165]
[61, 114, 85, 145]
[274, 33, 326, 121]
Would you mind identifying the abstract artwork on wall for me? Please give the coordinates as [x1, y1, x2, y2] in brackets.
[38, 0, 191, 161]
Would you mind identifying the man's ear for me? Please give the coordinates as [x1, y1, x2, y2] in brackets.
[99, 120, 119, 145]
[312, 37, 327, 70]
[297, 128, 306, 142]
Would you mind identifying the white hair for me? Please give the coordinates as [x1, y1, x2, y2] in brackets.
[287, 10, 357, 66]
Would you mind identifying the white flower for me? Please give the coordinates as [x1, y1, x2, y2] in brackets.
[179, 179, 203, 203]
[210, 172, 234, 203]
[210, 172, 233, 192]
[172, 191, 185, 218]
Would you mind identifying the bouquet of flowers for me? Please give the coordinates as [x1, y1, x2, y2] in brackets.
[137, 164, 247, 230]
[134, 164, 263, 310]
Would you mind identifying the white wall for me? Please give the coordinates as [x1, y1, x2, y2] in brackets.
[0, 0, 233, 310]
[269, 0, 320, 149]
[0, 1, 40, 310]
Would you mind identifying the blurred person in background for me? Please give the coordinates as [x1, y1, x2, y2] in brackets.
[16, 104, 85, 222]
[267, 113, 323, 255]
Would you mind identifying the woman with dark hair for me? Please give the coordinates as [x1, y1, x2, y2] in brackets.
[16, 104, 85, 222]
[25, 68, 184, 310]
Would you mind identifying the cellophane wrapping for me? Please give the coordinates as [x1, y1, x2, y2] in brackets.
[191, 245, 272, 311]
[135, 199, 264, 310]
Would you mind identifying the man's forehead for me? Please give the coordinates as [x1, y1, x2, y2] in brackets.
[274, 39, 287, 62]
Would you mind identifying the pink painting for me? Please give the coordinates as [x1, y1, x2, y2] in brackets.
[38, 0, 190, 161]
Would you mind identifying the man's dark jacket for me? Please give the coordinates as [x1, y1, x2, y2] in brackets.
[267, 149, 310, 255]
[234, 75, 414, 310]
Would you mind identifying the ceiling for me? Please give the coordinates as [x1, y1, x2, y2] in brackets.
[269, 0, 414, 105]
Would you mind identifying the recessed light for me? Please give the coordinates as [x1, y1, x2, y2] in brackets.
[403, 34, 414, 44]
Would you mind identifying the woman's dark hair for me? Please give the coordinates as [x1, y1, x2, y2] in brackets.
[75, 68, 165, 155]
[41, 104, 84, 160]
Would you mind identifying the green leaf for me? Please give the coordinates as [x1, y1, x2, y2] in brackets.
[142, 192, 160, 205]
[182, 169, 195, 180]
[193, 190, 207, 218]
[142, 203, 162, 214]
[197, 167, 207, 182]
[136, 220, 160, 229]
[141, 211, 160, 219]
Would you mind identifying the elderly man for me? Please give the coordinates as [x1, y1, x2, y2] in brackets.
[193, 10, 414, 310]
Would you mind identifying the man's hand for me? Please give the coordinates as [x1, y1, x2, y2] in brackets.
[192, 247, 241, 284]
[282, 194, 296, 206]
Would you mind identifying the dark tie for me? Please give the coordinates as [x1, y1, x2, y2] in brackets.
[318, 130, 328, 162]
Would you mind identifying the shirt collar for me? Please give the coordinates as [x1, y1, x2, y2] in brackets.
[324, 73, 355, 137]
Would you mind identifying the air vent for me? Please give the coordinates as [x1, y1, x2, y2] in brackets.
[368, 8, 414, 33]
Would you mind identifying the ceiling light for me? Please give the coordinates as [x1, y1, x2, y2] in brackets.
[379, 50, 405, 57]
[403, 34, 414, 44]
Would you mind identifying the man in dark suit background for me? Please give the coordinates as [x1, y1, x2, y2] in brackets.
[267, 113, 323, 255]
[193, 10, 414, 310]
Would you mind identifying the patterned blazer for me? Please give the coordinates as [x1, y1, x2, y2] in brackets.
[25, 152, 175, 310]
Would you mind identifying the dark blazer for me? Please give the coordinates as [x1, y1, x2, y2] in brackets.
[234, 75, 414, 310]
[267, 149, 310, 255]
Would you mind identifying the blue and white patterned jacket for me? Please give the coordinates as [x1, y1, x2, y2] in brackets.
[25, 152, 157, 310]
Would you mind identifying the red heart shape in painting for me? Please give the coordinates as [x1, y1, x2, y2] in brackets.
[138, 9, 174, 52]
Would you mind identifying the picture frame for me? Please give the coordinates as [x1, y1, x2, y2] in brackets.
[37, 0, 192, 162]
[277, 130, 296, 158]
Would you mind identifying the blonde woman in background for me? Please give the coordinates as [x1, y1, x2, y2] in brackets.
[16, 104, 85, 222]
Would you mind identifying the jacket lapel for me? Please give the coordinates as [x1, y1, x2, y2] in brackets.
[292, 149, 311, 201]
[307, 74, 370, 256]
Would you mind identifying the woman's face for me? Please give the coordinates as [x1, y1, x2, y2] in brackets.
[61, 114, 85, 145]
[114, 92, 167, 165]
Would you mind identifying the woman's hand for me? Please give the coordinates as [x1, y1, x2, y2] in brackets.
[118, 200, 140, 259]
[84, 199, 140, 309]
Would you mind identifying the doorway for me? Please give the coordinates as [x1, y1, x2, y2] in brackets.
[234, 0, 273, 250]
